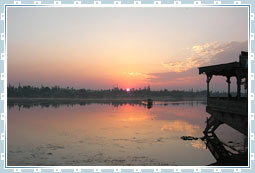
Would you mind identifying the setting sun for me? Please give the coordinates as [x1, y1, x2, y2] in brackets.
[126, 88, 130, 92]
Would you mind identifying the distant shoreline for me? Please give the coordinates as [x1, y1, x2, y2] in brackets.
[7, 97, 207, 105]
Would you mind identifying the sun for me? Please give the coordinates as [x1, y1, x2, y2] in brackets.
[126, 88, 130, 92]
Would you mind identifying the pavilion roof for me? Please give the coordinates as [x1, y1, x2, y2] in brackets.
[198, 61, 245, 77]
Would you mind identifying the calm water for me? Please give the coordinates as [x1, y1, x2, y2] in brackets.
[7, 101, 246, 166]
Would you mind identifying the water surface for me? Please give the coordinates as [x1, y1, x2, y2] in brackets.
[7, 101, 246, 166]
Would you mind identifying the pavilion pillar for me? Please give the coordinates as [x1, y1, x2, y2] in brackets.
[244, 76, 248, 97]
[236, 75, 241, 98]
[206, 75, 212, 97]
[226, 76, 231, 98]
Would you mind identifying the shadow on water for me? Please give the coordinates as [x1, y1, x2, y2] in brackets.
[204, 132, 248, 166]
[181, 132, 248, 166]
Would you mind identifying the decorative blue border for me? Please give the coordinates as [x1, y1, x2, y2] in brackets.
[0, 0, 254, 173]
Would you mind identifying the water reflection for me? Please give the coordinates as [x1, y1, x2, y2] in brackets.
[8, 99, 206, 110]
[181, 125, 248, 166]
[160, 120, 202, 136]
[8, 101, 223, 166]
[204, 132, 248, 166]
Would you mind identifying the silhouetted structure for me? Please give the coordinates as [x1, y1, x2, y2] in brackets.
[199, 51, 248, 136]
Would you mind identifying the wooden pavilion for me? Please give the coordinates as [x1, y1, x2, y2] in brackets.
[198, 51, 248, 136]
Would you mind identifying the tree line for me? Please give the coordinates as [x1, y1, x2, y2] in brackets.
[7, 84, 231, 99]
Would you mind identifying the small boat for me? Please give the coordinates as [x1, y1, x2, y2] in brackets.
[147, 99, 153, 109]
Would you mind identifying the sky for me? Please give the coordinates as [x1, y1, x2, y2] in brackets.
[7, 7, 248, 91]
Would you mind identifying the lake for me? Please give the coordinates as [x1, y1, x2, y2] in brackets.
[7, 101, 247, 166]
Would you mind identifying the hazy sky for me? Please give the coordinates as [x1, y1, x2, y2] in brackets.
[7, 7, 248, 90]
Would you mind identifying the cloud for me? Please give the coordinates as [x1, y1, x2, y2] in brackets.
[148, 41, 248, 88]
[147, 68, 202, 86]
[161, 41, 247, 73]
[191, 41, 226, 56]
[128, 72, 156, 79]
[207, 41, 247, 65]
[161, 58, 200, 73]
